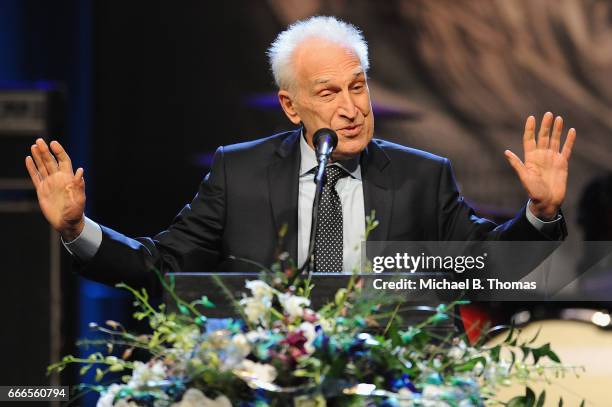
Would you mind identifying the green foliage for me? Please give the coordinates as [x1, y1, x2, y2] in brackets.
[48, 216, 579, 406]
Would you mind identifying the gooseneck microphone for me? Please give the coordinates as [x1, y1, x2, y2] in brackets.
[312, 128, 338, 184]
[294, 128, 339, 279]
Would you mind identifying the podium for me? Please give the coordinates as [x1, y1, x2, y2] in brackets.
[164, 272, 462, 334]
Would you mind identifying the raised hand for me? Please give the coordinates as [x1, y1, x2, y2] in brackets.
[25, 138, 86, 241]
[505, 112, 576, 220]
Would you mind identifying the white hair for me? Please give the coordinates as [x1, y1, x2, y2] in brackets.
[267, 16, 370, 90]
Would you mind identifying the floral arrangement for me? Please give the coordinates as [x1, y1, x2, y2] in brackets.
[49, 220, 580, 406]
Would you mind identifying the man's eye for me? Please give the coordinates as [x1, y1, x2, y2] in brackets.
[352, 85, 364, 92]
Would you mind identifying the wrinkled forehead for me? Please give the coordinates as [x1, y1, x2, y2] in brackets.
[292, 38, 365, 87]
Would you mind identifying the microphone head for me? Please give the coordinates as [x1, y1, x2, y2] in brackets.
[312, 128, 338, 156]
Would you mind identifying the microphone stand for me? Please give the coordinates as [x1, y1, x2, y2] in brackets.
[300, 157, 328, 275]
[289, 156, 331, 287]
[288, 128, 337, 286]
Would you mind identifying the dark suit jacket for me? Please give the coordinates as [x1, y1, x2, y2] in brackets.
[76, 128, 566, 294]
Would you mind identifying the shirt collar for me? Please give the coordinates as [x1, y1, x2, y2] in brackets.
[299, 129, 362, 180]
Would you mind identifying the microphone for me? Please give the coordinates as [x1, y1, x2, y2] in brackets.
[312, 128, 338, 185]
[313, 128, 338, 159]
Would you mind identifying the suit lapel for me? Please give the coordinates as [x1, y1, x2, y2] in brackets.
[267, 128, 301, 261]
[362, 140, 393, 242]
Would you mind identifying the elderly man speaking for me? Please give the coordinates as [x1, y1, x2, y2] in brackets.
[25, 16, 575, 292]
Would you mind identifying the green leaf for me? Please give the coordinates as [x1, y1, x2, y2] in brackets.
[506, 395, 524, 407]
[525, 387, 536, 407]
[528, 326, 542, 344]
[535, 390, 545, 407]
[509, 387, 537, 407]
[401, 327, 421, 343]
[335, 289, 347, 306]
[531, 343, 549, 364]
[199, 296, 215, 308]
[490, 345, 501, 362]
[520, 346, 531, 361]
[454, 356, 486, 372]
[531, 343, 560, 364]
[503, 325, 516, 343]
[133, 311, 148, 320]
[547, 349, 561, 363]
[140, 287, 149, 301]
[95, 368, 104, 382]
[79, 365, 91, 376]
[432, 312, 449, 324]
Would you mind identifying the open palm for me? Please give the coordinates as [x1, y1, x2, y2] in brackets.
[25, 139, 86, 239]
[505, 112, 576, 220]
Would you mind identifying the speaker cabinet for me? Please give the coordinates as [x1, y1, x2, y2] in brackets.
[0, 202, 69, 388]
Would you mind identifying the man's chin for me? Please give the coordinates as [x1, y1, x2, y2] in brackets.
[333, 142, 367, 160]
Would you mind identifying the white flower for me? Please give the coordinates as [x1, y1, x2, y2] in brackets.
[397, 388, 416, 407]
[240, 297, 268, 324]
[245, 327, 270, 342]
[245, 280, 274, 300]
[299, 322, 317, 354]
[96, 384, 124, 407]
[447, 346, 464, 360]
[170, 388, 231, 407]
[318, 318, 334, 333]
[233, 359, 277, 388]
[219, 333, 252, 371]
[127, 360, 166, 388]
[421, 385, 445, 399]
[484, 358, 511, 383]
[231, 333, 251, 356]
[278, 293, 310, 318]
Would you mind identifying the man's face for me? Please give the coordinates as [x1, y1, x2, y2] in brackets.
[278, 38, 374, 160]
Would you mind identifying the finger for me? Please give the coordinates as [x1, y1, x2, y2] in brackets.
[537, 112, 553, 149]
[50, 140, 73, 173]
[523, 115, 536, 154]
[561, 128, 576, 160]
[36, 138, 59, 174]
[73, 167, 84, 183]
[504, 149, 528, 184]
[25, 156, 41, 188]
[549, 115, 563, 152]
[31, 144, 48, 178]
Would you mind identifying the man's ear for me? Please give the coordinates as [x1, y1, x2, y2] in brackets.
[278, 90, 302, 125]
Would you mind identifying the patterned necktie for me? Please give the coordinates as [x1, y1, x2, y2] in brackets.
[314, 165, 349, 272]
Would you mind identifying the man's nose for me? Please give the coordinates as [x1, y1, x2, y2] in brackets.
[338, 90, 357, 120]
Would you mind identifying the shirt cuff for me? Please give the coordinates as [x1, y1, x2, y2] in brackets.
[61, 216, 102, 261]
[525, 200, 562, 235]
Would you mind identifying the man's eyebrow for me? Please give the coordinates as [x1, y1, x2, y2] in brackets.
[313, 70, 364, 85]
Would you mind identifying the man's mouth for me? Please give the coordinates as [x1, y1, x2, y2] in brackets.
[337, 124, 362, 137]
